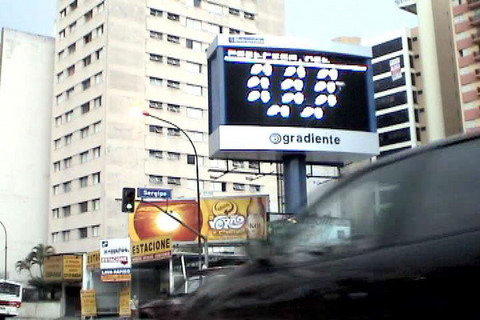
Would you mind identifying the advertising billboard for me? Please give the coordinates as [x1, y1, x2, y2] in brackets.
[128, 195, 268, 242]
[131, 235, 172, 263]
[43, 254, 83, 282]
[208, 35, 378, 163]
[100, 238, 132, 282]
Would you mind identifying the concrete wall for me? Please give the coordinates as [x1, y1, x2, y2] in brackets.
[0, 28, 54, 283]
[18, 302, 62, 319]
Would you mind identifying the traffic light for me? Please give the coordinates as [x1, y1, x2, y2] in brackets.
[121, 188, 136, 213]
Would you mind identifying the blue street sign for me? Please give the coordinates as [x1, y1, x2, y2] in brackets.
[137, 188, 172, 199]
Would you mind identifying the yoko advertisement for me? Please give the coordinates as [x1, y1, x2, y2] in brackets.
[128, 195, 268, 242]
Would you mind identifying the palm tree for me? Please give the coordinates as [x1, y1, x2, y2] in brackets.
[29, 244, 55, 276]
[15, 258, 33, 278]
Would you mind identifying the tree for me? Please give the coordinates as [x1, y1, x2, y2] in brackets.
[15, 259, 33, 278]
[28, 244, 55, 276]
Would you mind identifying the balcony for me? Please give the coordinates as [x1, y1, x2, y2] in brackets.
[473, 51, 480, 62]
[468, 0, 480, 9]
[472, 32, 480, 43]
[475, 69, 480, 78]
[476, 87, 480, 96]
[469, 13, 480, 26]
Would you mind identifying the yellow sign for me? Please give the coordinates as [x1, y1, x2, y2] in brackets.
[131, 235, 172, 263]
[43, 255, 63, 281]
[87, 250, 100, 270]
[101, 274, 132, 282]
[63, 255, 83, 281]
[80, 289, 97, 317]
[119, 286, 131, 317]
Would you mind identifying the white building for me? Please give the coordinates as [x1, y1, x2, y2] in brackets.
[0, 28, 54, 283]
[50, 0, 285, 253]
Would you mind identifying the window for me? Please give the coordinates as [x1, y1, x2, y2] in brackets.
[249, 161, 260, 169]
[186, 18, 202, 30]
[149, 101, 163, 109]
[79, 228, 88, 239]
[167, 128, 181, 136]
[185, 61, 202, 73]
[168, 177, 181, 185]
[79, 201, 88, 213]
[63, 206, 71, 217]
[93, 121, 102, 133]
[62, 230, 70, 241]
[212, 182, 222, 192]
[186, 39, 202, 51]
[59, 29, 66, 39]
[150, 125, 163, 134]
[56, 94, 64, 105]
[167, 57, 180, 66]
[244, 12, 255, 20]
[207, 2, 223, 14]
[149, 150, 163, 159]
[96, 25, 104, 37]
[210, 159, 226, 169]
[64, 157, 72, 168]
[168, 13, 180, 21]
[97, 1, 105, 12]
[190, 131, 204, 142]
[186, 0, 201, 7]
[65, 134, 72, 145]
[53, 209, 60, 219]
[69, 21, 77, 33]
[167, 152, 180, 160]
[93, 172, 101, 184]
[150, 31, 163, 40]
[67, 64, 75, 75]
[250, 185, 261, 192]
[150, 8, 163, 16]
[95, 72, 103, 84]
[55, 116, 63, 126]
[167, 35, 180, 44]
[85, 10, 93, 22]
[79, 176, 88, 188]
[92, 225, 100, 237]
[229, 8, 240, 15]
[69, 0, 78, 10]
[167, 80, 180, 89]
[66, 87, 74, 98]
[60, 8, 67, 18]
[54, 161, 61, 172]
[80, 126, 89, 139]
[149, 175, 163, 184]
[82, 78, 91, 90]
[185, 84, 202, 96]
[84, 32, 93, 44]
[80, 151, 89, 163]
[229, 28, 240, 34]
[52, 232, 59, 243]
[93, 199, 101, 210]
[94, 96, 102, 108]
[186, 107, 202, 119]
[187, 154, 196, 165]
[233, 160, 244, 168]
[81, 102, 90, 114]
[150, 77, 163, 86]
[54, 139, 62, 149]
[83, 55, 92, 67]
[53, 185, 60, 195]
[93, 147, 101, 158]
[150, 54, 163, 62]
[167, 104, 180, 113]
[58, 50, 65, 60]
[96, 48, 103, 60]
[63, 181, 72, 193]
[372, 37, 402, 58]
[233, 183, 245, 191]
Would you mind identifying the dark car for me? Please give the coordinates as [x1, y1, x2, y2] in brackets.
[182, 133, 480, 320]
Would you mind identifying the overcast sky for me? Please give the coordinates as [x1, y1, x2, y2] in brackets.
[0, 0, 418, 43]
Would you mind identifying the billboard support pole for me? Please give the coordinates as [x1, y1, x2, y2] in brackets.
[283, 155, 307, 215]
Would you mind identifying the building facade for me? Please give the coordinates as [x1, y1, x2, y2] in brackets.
[0, 28, 54, 283]
[450, 0, 480, 132]
[50, 0, 285, 253]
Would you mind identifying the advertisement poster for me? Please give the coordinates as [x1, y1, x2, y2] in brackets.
[100, 238, 131, 282]
[119, 286, 131, 317]
[63, 255, 83, 281]
[43, 255, 63, 281]
[80, 289, 97, 317]
[129, 196, 268, 242]
[87, 250, 100, 270]
[131, 235, 172, 263]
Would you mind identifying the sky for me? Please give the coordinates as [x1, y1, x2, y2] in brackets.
[0, 0, 418, 43]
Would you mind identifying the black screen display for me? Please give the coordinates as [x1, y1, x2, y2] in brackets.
[223, 47, 372, 131]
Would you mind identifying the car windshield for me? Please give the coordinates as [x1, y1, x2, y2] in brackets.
[272, 137, 480, 257]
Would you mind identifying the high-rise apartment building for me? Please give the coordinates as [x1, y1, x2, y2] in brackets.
[0, 28, 54, 283]
[396, 0, 464, 140]
[50, 0, 284, 253]
[450, 0, 480, 132]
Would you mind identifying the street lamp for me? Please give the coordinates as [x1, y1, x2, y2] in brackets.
[0, 221, 7, 279]
[140, 110, 204, 271]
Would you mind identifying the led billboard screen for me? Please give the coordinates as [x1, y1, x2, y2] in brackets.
[208, 36, 379, 163]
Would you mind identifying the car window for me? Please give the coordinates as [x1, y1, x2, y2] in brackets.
[274, 138, 480, 255]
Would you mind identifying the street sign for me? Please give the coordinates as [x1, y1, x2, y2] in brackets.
[137, 188, 172, 199]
